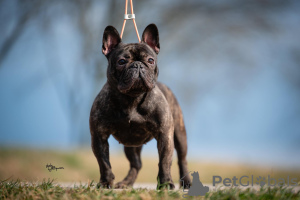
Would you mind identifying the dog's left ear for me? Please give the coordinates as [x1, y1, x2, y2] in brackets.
[142, 24, 160, 54]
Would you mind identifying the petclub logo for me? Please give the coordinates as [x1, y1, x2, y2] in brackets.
[213, 175, 298, 187]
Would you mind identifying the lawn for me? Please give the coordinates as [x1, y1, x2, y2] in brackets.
[1, 179, 300, 200]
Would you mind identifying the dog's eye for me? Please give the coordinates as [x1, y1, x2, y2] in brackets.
[148, 58, 154, 64]
[118, 59, 127, 65]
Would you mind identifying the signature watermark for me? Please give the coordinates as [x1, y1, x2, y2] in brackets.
[46, 163, 64, 172]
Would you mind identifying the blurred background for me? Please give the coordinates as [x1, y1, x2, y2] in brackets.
[0, 0, 300, 183]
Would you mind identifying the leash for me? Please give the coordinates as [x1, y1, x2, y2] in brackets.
[120, 0, 141, 42]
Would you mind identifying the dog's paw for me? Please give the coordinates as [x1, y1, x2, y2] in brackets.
[180, 177, 192, 189]
[97, 181, 113, 189]
[157, 182, 175, 190]
[97, 175, 115, 189]
[115, 181, 133, 189]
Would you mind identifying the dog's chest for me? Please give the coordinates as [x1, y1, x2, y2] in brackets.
[110, 108, 155, 146]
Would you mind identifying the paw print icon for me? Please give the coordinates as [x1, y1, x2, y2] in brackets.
[256, 176, 266, 187]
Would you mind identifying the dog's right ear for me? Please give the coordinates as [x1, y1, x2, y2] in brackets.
[102, 26, 121, 57]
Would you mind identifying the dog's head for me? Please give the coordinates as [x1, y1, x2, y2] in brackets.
[102, 24, 160, 97]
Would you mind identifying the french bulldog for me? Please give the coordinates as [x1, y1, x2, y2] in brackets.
[89, 24, 191, 189]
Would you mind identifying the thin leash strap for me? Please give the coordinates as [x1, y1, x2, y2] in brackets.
[120, 0, 141, 42]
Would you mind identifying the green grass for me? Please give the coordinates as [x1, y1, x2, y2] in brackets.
[0, 179, 300, 200]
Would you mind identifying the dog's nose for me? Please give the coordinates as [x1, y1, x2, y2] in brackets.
[131, 61, 143, 69]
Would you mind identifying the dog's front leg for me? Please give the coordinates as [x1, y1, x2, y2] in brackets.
[156, 127, 175, 189]
[91, 133, 115, 188]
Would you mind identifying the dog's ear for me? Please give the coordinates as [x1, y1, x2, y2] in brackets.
[141, 24, 160, 54]
[102, 26, 121, 56]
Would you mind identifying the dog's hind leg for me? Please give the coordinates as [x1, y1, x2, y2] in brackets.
[115, 146, 143, 188]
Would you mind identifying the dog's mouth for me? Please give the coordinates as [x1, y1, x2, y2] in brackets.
[118, 67, 155, 95]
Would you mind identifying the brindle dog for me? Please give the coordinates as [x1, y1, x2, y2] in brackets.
[90, 24, 191, 189]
